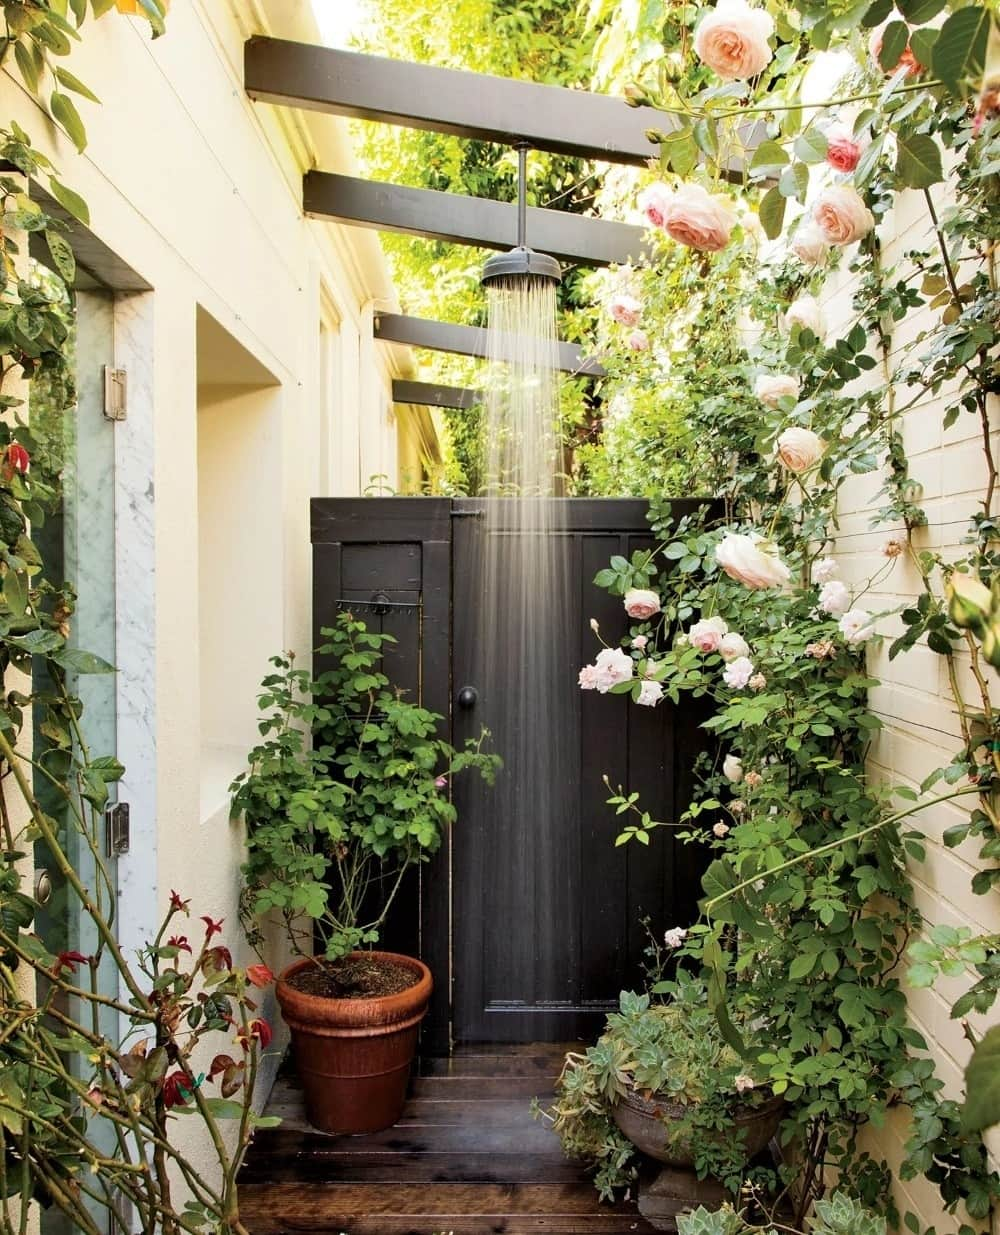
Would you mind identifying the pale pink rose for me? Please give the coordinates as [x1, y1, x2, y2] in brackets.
[744, 770, 763, 789]
[869, 22, 923, 77]
[805, 639, 836, 660]
[639, 181, 672, 229]
[776, 426, 824, 472]
[694, 0, 775, 81]
[664, 927, 687, 948]
[819, 579, 850, 616]
[627, 329, 651, 352]
[734, 1074, 756, 1093]
[689, 615, 729, 652]
[593, 646, 635, 692]
[637, 680, 664, 707]
[825, 122, 864, 173]
[755, 374, 800, 408]
[578, 664, 601, 690]
[723, 656, 755, 689]
[731, 799, 746, 814]
[713, 821, 730, 838]
[883, 537, 905, 558]
[642, 659, 661, 679]
[716, 533, 791, 590]
[784, 294, 824, 338]
[839, 608, 874, 645]
[609, 294, 642, 327]
[814, 557, 838, 583]
[790, 221, 831, 268]
[632, 635, 648, 650]
[813, 185, 875, 247]
[624, 588, 661, 620]
[435, 775, 448, 789]
[719, 632, 750, 662]
[723, 754, 743, 782]
[656, 183, 736, 252]
[749, 673, 767, 692]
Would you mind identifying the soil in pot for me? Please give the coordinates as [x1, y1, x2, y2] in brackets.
[286, 955, 419, 1000]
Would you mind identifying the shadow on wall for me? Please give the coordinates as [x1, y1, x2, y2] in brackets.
[196, 306, 283, 825]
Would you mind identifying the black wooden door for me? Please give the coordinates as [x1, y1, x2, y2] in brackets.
[450, 498, 707, 1042]
[312, 497, 711, 1051]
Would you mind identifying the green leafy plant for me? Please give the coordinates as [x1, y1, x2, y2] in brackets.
[677, 1190, 887, 1235]
[537, 974, 776, 1201]
[232, 612, 500, 961]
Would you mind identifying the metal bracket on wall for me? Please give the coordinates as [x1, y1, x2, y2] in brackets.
[105, 802, 130, 857]
[103, 365, 127, 421]
[335, 593, 422, 618]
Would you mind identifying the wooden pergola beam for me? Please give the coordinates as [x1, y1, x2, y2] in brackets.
[245, 37, 662, 168]
[393, 380, 481, 410]
[305, 172, 647, 268]
[375, 313, 606, 379]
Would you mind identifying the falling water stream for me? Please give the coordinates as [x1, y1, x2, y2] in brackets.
[478, 274, 573, 1005]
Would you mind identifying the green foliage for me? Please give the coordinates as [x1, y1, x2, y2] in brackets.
[232, 612, 500, 959]
[962, 1027, 1000, 1135]
[539, 975, 776, 1199]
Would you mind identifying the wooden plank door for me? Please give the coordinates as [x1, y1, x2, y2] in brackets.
[451, 498, 709, 1043]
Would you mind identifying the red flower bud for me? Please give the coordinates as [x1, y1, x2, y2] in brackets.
[246, 963, 274, 989]
[53, 950, 90, 977]
[5, 444, 29, 475]
[169, 890, 189, 913]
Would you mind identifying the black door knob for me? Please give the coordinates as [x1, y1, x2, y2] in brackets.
[457, 686, 478, 709]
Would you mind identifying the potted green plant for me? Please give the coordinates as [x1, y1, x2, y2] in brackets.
[537, 973, 784, 1202]
[230, 612, 499, 1135]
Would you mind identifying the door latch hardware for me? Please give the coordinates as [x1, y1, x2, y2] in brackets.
[103, 366, 127, 421]
[105, 802, 130, 856]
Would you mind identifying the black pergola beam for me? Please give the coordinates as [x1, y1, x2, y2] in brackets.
[393, 380, 481, 410]
[375, 313, 606, 379]
[246, 37, 660, 167]
[305, 172, 647, 268]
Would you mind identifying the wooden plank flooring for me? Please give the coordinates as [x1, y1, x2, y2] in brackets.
[239, 1043, 656, 1235]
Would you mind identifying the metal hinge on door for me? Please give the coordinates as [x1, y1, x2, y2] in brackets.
[103, 365, 127, 421]
[105, 802, 130, 856]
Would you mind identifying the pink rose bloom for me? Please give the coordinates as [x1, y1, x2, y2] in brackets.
[689, 615, 729, 653]
[755, 374, 800, 408]
[819, 579, 850, 616]
[694, 0, 775, 80]
[776, 426, 824, 472]
[713, 821, 730, 838]
[593, 647, 635, 692]
[744, 771, 763, 789]
[813, 186, 875, 247]
[657, 183, 736, 252]
[609, 294, 642, 327]
[814, 557, 837, 583]
[627, 329, 651, 352]
[664, 927, 687, 948]
[839, 609, 874, 645]
[632, 635, 648, 650]
[869, 22, 923, 77]
[636, 680, 664, 707]
[639, 181, 672, 229]
[723, 656, 755, 689]
[718, 632, 750, 662]
[825, 122, 865, 173]
[624, 588, 661, 620]
[748, 673, 767, 692]
[578, 664, 601, 690]
[790, 221, 831, 268]
[716, 533, 791, 590]
[734, 1074, 756, 1093]
[784, 294, 824, 338]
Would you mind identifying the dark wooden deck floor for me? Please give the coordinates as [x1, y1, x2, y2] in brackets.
[238, 1043, 656, 1235]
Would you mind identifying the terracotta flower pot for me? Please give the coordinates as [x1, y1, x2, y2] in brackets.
[611, 1084, 785, 1169]
[276, 951, 432, 1135]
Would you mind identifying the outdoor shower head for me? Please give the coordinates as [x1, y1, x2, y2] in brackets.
[481, 245, 562, 287]
[481, 143, 562, 288]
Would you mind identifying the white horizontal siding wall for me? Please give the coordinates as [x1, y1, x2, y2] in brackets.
[821, 183, 1000, 1233]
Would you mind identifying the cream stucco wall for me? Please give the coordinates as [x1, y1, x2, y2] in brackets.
[821, 184, 1000, 1233]
[3, 0, 442, 1200]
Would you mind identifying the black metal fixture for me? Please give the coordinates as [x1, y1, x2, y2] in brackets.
[482, 145, 561, 288]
